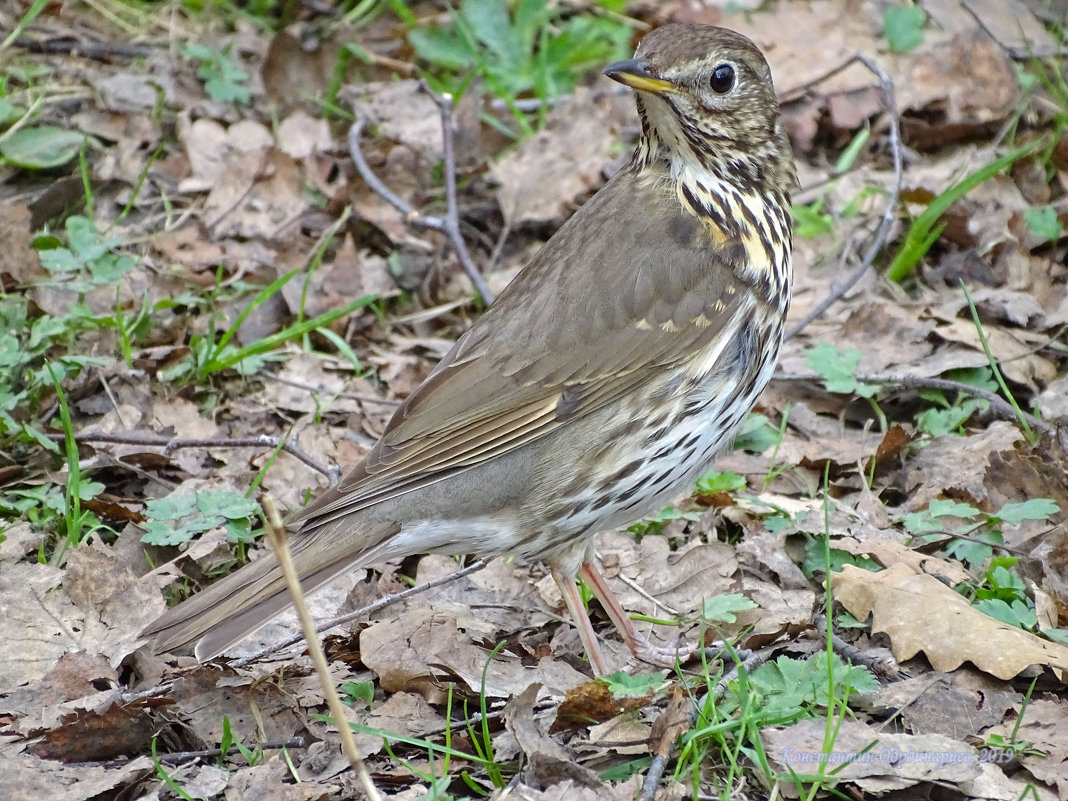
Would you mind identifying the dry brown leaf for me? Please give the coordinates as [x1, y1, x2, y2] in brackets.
[0, 202, 43, 283]
[178, 116, 273, 192]
[166, 664, 305, 747]
[866, 671, 1019, 740]
[486, 777, 640, 801]
[833, 563, 1068, 680]
[276, 111, 332, 159]
[737, 579, 815, 647]
[0, 753, 154, 801]
[833, 536, 970, 585]
[898, 420, 1023, 511]
[492, 88, 616, 227]
[0, 542, 162, 695]
[225, 757, 325, 801]
[764, 718, 981, 793]
[551, 680, 652, 734]
[505, 683, 579, 766]
[360, 605, 587, 699]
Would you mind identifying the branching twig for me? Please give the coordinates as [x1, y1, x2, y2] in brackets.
[347, 87, 495, 303]
[49, 431, 340, 483]
[787, 55, 903, 340]
[778, 371, 1054, 438]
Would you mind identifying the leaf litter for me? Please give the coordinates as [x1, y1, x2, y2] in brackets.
[0, 0, 1067, 799]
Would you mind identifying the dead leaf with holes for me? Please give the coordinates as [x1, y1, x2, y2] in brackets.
[833, 563, 1068, 681]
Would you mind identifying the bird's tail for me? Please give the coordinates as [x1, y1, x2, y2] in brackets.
[142, 526, 391, 661]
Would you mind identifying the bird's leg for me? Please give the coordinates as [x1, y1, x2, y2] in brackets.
[578, 562, 695, 669]
[550, 565, 611, 676]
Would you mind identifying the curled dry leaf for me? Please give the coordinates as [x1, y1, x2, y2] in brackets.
[833, 563, 1068, 681]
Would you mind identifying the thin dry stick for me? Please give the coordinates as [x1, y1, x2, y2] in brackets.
[230, 557, 488, 668]
[786, 54, 904, 341]
[261, 493, 383, 801]
[814, 613, 901, 681]
[347, 90, 495, 303]
[157, 738, 307, 764]
[48, 431, 339, 482]
[777, 371, 1054, 437]
[858, 372, 1055, 437]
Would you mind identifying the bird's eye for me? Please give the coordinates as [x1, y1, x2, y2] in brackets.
[709, 63, 735, 94]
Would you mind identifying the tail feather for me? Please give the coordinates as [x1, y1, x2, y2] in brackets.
[142, 527, 396, 660]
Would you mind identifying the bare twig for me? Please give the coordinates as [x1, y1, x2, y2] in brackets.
[156, 737, 307, 764]
[230, 558, 488, 667]
[12, 36, 154, 60]
[262, 494, 383, 801]
[786, 55, 903, 340]
[49, 431, 340, 483]
[776, 370, 1054, 437]
[814, 614, 901, 681]
[347, 89, 495, 303]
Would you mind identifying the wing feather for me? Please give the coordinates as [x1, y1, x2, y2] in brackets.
[293, 167, 748, 529]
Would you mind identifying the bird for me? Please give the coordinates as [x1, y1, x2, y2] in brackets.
[142, 23, 796, 676]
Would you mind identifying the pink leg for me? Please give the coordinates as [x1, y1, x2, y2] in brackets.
[550, 565, 611, 676]
[578, 562, 695, 669]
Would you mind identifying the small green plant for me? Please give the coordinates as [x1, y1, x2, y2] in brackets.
[141, 490, 261, 547]
[47, 365, 117, 561]
[599, 670, 665, 699]
[901, 497, 1059, 567]
[973, 557, 1038, 629]
[882, 4, 926, 52]
[184, 43, 252, 105]
[218, 716, 264, 766]
[151, 738, 197, 801]
[35, 215, 138, 290]
[790, 128, 874, 239]
[961, 284, 1038, 443]
[627, 505, 702, 537]
[159, 267, 378, 384]
[733, 412, 782, 455]
[0, 295, 109, 452]
[0, 125, 96, 170]
[403, 0, 631, 134]
[805, 342, 886, 432]
[674, 652, 876, 797]
[701, 593, 757, 624]
[1024, 206, 1063, 242]
[914, 369, 995, 437]
[341, 681, 375, 708]
[695, 470, 746, 495]
[801, 540, 879, 579]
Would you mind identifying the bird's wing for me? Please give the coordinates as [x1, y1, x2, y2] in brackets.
[294, 169, 755, 526]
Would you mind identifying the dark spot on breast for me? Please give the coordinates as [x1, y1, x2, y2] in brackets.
[669, 213, 703, 248]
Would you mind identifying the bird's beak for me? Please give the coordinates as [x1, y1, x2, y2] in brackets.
[603, 58, 676, 95]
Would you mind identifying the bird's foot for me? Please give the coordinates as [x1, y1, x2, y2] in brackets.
[628, 634, 698, 671]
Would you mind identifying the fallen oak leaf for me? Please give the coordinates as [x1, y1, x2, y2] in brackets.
[832, 563, 1068, 681]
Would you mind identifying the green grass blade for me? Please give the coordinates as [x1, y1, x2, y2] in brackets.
[886, 142, 1039, 282]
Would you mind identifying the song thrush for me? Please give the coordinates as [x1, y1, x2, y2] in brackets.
[144, 24, 796, 675]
